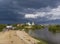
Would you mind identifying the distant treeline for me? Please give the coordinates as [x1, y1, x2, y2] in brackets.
[0, 24, 7, 31]
[0, 24, 44, 32]
[48, 25, 60, 33]
[13, 24, 44, 31]
[0, 24, 60, 33]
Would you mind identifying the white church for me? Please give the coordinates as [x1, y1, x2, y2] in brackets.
[26, 22, 35, 26]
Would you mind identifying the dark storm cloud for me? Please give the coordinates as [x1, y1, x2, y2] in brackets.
[7, 0, 60, 11]
[9, 0, 60, 14]
[0, 0, 59, 13]
[0, 0, 60, 23]
[14, 0, 60, 9]
[0, 0, 60, 12]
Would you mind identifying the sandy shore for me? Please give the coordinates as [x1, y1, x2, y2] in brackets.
[0, 30, 39, 44]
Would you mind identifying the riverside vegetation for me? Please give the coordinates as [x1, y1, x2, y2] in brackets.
[48, 25, 60, 33]
[0, 24, 44, 31]
[0, 24, 60, 33]
[0, 24, 48, 44]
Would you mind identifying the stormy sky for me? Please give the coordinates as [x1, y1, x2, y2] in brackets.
[0, 0, 60, 24]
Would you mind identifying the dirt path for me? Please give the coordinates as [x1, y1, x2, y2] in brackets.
[0, 30, 26, 44]
[16, 30, 40, 44]
[0, 30, 40, 44]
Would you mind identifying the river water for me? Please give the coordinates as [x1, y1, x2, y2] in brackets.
[30, 28, 60, 44]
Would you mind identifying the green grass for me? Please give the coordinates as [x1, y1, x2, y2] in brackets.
[0, 24, 7, 31]
[33, 37, 48, 44]
[48, 25, 60, 33]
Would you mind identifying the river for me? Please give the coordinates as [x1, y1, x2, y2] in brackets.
[29, 28, 60, 44]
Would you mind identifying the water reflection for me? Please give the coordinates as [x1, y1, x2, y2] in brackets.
[30, 28, 60, 44]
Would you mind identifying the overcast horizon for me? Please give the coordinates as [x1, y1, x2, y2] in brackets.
[0, 0, 60, 24]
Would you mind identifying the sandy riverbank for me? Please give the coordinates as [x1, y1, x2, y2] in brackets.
[0, 30, 40, 44]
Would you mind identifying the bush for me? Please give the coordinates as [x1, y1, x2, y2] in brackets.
[32, 25, 44, 30]
[0, 24, 6, 31]
[48, 25, 60, 33]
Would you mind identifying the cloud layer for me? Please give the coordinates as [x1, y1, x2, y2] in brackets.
[24, 6, 60, 20]
[0, 0, 60, 23]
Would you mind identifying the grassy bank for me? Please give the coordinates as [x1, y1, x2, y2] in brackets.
[48, 25, 60, 33]
[33, 37, 48, 44]
[0, 24, 6, 31]
[0, 24, 48, 44]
